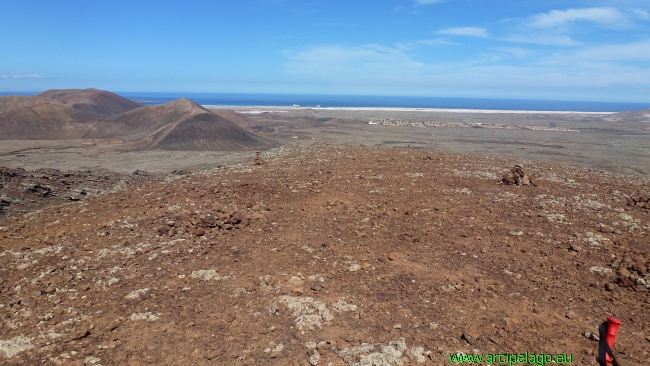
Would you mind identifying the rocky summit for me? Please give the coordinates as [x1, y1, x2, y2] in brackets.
[0, 143, 649, 365]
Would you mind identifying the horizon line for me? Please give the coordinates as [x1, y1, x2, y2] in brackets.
[1, 89, 649, 105]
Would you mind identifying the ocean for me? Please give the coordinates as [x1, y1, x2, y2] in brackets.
[3, 91, 649, 112]
[117, 93, 650, 112]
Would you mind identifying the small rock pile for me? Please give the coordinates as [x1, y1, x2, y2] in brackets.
[156, 206, 263, 237]
[254, 151, 265, 165]
[502, 164, 536, 186]
[627, 195, 650, 209]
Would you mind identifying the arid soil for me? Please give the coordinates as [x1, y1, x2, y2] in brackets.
[0, 167, 156, 219]
[1, 143, 649, 365]
[224, 107, 650, 177]
[0, 140, 258, 175]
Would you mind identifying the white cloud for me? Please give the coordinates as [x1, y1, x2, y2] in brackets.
[632, 8, 649, 20]
[396, 38, 457, 50]
[565, 39, 650, 61]
[502, 34, 579, 46]
[283, 45, 424, 77]
[280, 37, 650, 101]
[530, 7, 630, 28]
[436, 27, 488, 38]
[0, 74, 44, 79]
[498, 7, 647, 47]
[490, 47, 534, 60]
[415, 38, 457, 46]
[414, 0, 447, 4]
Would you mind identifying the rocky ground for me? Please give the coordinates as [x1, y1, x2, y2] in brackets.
[0, 143, 649, 365]
[0, 167, 156, 220]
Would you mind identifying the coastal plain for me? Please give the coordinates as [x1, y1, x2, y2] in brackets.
[2, 106, 649, 177]
[218, 106, 650, 177]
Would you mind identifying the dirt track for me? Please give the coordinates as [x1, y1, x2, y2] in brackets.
[1, 143, 649, 365]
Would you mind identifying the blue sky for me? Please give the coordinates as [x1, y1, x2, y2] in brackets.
[1, 0, 649, 102]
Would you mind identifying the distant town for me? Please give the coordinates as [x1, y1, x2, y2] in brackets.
[368, 119, 580, 132]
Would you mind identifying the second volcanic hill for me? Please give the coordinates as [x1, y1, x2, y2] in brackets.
[0, 96, 100, 139]
[83, 98, 278, 151]
[35, 88, 144, 117]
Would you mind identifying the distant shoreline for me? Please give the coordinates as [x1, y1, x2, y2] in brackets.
[204, 105, 616, 115]
[1, 91, 638, 113]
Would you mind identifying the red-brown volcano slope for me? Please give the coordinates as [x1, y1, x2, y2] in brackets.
[35, 89, 143, 117]
[84, 99, 278, 151]
[0, 96, 100, 139]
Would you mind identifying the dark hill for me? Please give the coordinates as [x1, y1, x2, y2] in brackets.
[0, 96, 100, 139]
[85, 99, 278, 151]
[36, 88, 143, 116]
[0, 96, 67, 113]
[210, 108, 257, 128]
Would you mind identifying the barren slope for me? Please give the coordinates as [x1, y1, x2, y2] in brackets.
[601, 108, 650, 129]
[612, 108, 650, 119]
[85, 99, 278, 151]
[0, 167, 154, 219]
[0, 96, 100, 140]
[0, 96, 67, 113]
[0, 144, 648, 365]
[210, 109, 257, 128]
[36, 89, 143, 117]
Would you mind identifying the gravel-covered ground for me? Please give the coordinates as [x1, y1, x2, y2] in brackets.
[1, 143, 648, 365]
